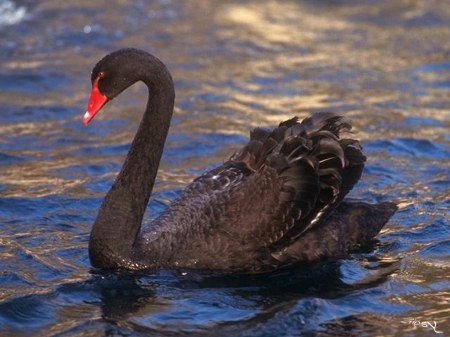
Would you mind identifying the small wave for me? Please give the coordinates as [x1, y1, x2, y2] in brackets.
[0, 0, 27, 26]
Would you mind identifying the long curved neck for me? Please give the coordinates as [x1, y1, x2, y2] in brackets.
[89, 60, 175, 269]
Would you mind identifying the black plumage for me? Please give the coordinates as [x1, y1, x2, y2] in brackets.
[84, 48, 397, 273]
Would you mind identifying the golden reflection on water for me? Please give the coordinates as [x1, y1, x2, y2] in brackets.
[1, 1, 448, 200]
[0, 1, 449, 335]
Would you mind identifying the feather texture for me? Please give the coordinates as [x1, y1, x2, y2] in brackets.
[86, 49, 397, 273]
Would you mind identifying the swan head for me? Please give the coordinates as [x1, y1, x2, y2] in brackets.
[83, 48, 156, 125]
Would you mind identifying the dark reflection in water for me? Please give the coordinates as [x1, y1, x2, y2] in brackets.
[0, 259, 401, 336]
[0, 0, 449, 336]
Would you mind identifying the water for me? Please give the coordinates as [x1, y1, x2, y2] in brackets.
[0, 0, 449, 336]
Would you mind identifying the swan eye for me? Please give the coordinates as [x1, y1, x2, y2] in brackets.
[98, 71, 105, 79]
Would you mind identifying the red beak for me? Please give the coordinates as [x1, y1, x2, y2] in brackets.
[83, 77, 108, 125]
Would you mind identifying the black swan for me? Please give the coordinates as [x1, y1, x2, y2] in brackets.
[83, 48, 397, 273]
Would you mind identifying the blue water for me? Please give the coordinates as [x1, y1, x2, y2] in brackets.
[1, 0, 449, 336]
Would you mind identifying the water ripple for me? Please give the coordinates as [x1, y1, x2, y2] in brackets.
[1, 0, 449, 336]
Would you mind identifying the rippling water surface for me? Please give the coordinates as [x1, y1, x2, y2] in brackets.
[1, 0, 449, 336]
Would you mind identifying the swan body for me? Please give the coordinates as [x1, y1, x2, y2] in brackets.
[83, 48, 397, 273]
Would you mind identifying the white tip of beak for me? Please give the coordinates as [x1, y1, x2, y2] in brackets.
[83, 111, 92, 125]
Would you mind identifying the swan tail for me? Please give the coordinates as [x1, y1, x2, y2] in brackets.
[271, 201, 398, 264]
